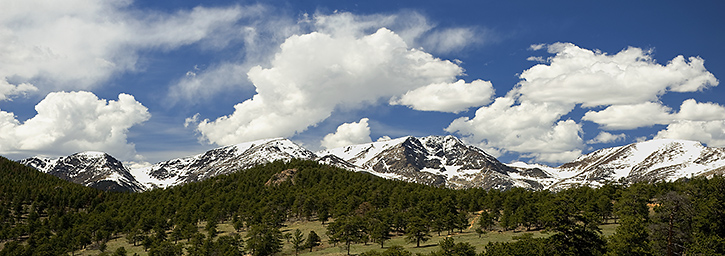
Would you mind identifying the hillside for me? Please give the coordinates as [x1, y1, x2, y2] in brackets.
[2, 157, 724, 255]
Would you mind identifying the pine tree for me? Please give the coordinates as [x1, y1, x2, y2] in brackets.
[291, 229, 305, 255]
[327, 215, 366, 255]
[305, 230, 322, 252]
[245, 224, 283, 256]
[404, 217, 430, 248]
[369, 219, 392, 248]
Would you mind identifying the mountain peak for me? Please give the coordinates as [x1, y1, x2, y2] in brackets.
[17, 136, 725, 192]
[19, 152, 144, 192]
[130, 137, 316, 189]
[75, 151, 109, 158]
[551, 138, 725, 190]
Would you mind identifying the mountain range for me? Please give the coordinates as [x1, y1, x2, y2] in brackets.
[17, 136, 725, 192]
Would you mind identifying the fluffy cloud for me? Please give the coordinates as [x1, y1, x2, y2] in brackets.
[515, 43, 718, 107]
[582, 102, 674, 130]
[169, 11, 485, 104]
[310, 11, 484, 54]
[446, 97, 583, 163]
[655, 121, 725, 147]
[583, 99, 725, 130]
[0, 79, 37, 101]
[447, 43, 718, 163]
[0, 0, 253, 100]
[194, 28, 463, 146]
[390, 79, 494, 113]
[676, 99, 725, 120]
[651, 100, 725, 146]
[0, 91, 150, 160]
[321, 118, 373, 149]
[587, 132, 627, 144]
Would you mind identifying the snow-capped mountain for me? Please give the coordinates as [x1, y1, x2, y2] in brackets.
[318, 135, 553, 190]
[130, 138, 317, 189]
[547, 139, 725, 190]
[19, 152, 145, 192]
[17, 137, 725, 192]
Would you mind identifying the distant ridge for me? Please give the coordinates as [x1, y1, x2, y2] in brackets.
[548, 139, 725, 190]
[17, 137, 725, 192]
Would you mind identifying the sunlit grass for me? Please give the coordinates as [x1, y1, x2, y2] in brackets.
[72, 218, 620, 255]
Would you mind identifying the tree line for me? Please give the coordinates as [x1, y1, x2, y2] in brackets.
[0, 156, 723, 255]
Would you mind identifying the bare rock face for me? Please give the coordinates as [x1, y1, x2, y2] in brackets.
[265, 169, 297, 187]
[319, 135, 552, 190]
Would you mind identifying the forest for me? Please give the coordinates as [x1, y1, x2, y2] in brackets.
[1, 156, 724, 256]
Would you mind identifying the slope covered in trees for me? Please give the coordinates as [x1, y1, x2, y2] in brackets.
[1, 156, 724, 255]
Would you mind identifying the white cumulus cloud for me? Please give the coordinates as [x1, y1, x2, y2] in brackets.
[0, 79, 37, 101]
[168, 11, 486, 104]
[655, 120, 725, 147]
[390, 79, 494, 113]
[446, 97, 583, 163]
[587, 132, 627, 144]
[514, 43, 718, 107]
[0, 91, 150, 160]
[446, 42, 718, 163]
[321, 118, 373, 149]
[651, 100, 725, 146]
[0, 0, 253, 100]
[194, 27, 463, 146]
[582, 102, 674, 130]
[675, 99, 725, 120]
[583, 99, 725, 130]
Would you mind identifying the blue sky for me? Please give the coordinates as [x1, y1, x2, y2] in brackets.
[1, 0, 723, 166]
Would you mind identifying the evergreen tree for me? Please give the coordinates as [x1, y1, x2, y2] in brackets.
[369, 219, 392, 248]
[148, 240, 183, 256]
[478, 211, 495, 231]
[404, 217, 430, 248]
[430, 237, 477, 256]
[544, 192, 606, 256]
[205, 217, 219, 238]
[327, 215, 366, 255]
[607, 184, 654, 256]
[649, 191, 693, 256]
[113, 247, 128, 256]
[291, 229, 305, 255]
[305, 230, 322, 252]
[245, 224, 283, 256]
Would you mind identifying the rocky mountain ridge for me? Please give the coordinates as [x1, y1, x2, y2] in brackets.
[17, 137, 725, 192]
[130, 138, 317, 189]
[548, 139, 725, 190]
[19, 152, 146, 192]
[318, 135, 552, 190]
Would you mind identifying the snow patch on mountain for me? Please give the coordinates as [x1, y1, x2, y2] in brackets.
[20, 152, 145, 192]
[550, 139, 725, 190]
[318, 136, 409, 166]
[318, 135, 549, 190]
[18, 136, 725, 192]
[131, 138, 317, 189]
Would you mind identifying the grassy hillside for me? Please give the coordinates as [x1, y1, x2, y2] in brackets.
[71, 217, 621, 256]
[2, 156, 723, 255]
